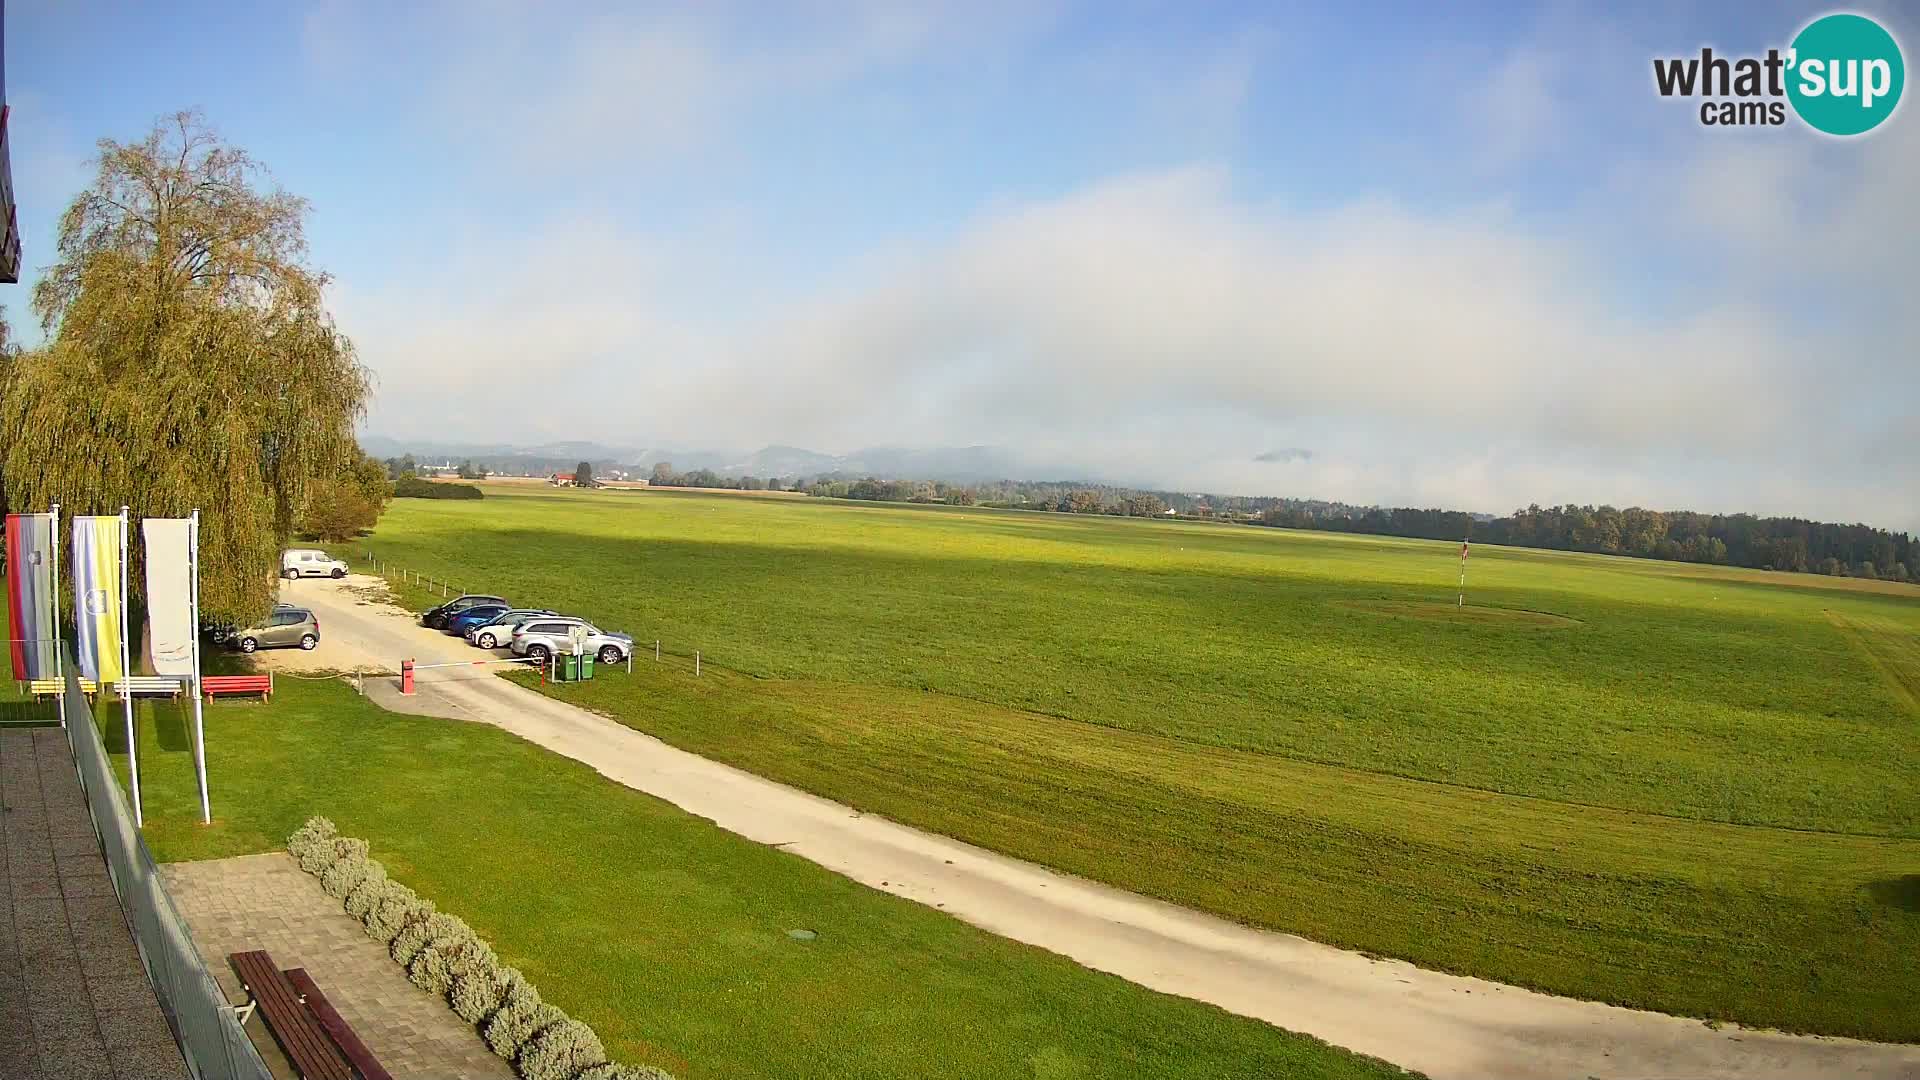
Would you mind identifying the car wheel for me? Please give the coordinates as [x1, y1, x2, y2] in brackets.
[239, 637, 258, 653]
[528, 644, 550, 664]
[478, 633, 496, 649]
[284, 567, 299, 579]
[300, 634, 318, 651]
[331, 567, 345, 578]
[599, 645, 622, 665]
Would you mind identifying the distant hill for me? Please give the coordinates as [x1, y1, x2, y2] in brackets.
[359, 437, 1045, 485]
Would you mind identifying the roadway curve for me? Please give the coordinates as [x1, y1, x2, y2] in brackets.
[265, 574, 1920, 1080]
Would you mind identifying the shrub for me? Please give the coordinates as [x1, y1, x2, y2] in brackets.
[343, 861, 388, 919]
[451, 962, 519, 1025]
[518, 1017, 607, 1080]
[580, 1066, 675, 1080]
[319, 839, 373, 898]
[366, 883, 430, 943]
[288, 817, 339, 873]
[483, 986, 556, 1061]
[409, 926, 493, 998]
[393, 911, 463, 967]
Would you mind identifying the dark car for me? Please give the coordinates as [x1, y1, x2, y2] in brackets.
[422, 594, 508, 630]
[443, 604, 512, 636]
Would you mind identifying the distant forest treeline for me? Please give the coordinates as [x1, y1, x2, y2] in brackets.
[1262, 503, 1914, 581]
[637, 467, 1918, 582]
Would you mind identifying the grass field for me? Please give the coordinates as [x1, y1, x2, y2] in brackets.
[339, 486, 1920, 1040]
[109, 680, 1408, 1080]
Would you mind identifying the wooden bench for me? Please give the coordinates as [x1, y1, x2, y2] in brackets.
[204, 673, 273, 702]
[29, 678, 98, 701]
[286, 968, 393, 1080]
[114, 676, 185, 700]
[229, 950, 352, 1080]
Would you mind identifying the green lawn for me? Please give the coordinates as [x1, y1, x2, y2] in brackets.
[114, 681, 1411, 1080]
[340, 486, 1920, 1040]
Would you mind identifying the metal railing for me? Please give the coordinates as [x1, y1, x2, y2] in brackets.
[60, 666, 272, 1080]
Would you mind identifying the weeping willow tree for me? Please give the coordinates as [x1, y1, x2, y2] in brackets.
[0, 111, 369, 621]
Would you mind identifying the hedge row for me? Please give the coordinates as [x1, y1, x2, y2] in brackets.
[288, 818, 671, 1080]
[394, 477, 485, 500]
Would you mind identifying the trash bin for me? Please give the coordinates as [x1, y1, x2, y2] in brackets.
[557, 654, 580, 681]
[579, 652, 595, 680]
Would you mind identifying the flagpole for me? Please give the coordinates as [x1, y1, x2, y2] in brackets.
[49, 503, 62, 684]
[189, 509, 210, 825]
[121, 506, 141, 828]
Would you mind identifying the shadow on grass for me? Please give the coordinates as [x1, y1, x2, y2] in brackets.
[1869, 875, 1920, 912]
[153, 699, 190, 752]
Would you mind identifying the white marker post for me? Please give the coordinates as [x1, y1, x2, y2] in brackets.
[1458, 536, 1470, 609]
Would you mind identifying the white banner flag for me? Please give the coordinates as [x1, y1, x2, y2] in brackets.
[142, 518, 196, 677]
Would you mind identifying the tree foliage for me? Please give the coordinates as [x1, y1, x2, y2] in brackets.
[0, 111, 369, 620]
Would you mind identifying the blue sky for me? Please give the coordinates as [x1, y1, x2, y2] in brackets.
[6, 2, 1917, 525]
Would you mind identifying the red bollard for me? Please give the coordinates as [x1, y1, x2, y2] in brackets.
[401, 658, 415, 696]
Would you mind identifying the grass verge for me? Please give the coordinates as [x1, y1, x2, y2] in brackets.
[112, 680, 1417, 1080]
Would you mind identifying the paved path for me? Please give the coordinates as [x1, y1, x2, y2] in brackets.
[280, 574, 1920, 1080]
[161, 852, 513, 1080]
[0, 726, 190, 1080]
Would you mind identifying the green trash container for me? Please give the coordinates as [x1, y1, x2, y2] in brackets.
[580, 652, 595, 680]
[557, 653, 579, 681]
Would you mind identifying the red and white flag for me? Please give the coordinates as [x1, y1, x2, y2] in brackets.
[1460, 538, 1470, 563]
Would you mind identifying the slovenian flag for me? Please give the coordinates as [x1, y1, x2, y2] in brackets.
[4, 513, 56, 680]
[71, 516, 126, 684]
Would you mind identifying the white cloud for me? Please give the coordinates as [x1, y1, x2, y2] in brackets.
[317, 4, 1916, 527]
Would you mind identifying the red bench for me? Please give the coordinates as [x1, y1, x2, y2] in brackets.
[287, 967, 393, 1080]
[204, 673, 273, 702]
[230, 951, 351, 1080]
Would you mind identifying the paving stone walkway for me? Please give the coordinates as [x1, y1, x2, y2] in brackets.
[0, 725, 191, 1080]
[161, 852, 514, 1080]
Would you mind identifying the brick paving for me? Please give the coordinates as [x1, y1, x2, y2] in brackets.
[0, 725, 191, 1080]
[161, 852, 514, 1080]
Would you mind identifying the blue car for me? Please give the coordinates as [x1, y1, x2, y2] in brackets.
[443, 604, 511, 636]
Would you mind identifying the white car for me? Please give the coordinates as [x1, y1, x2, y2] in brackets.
[509, 617, 633, 665]
[282, 548, 349, 579]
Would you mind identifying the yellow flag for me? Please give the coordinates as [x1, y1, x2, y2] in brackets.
[71, 516, 125, 684]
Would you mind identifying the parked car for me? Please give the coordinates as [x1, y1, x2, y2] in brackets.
[282, 548, 348, 579]
[422, 594, 508, 629]
[231, 605, 320, 653]
[509, 617, 633, 665]
[442, 604, 512, 637]
[463, 609, 559, 650]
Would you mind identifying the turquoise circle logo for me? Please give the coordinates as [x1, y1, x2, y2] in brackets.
[1787, 13, 1904, 135]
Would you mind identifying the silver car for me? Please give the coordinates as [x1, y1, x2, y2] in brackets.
[464, 609, 558, 650]
[232, 605, 320, 652]
[509, 617, 632, 665]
